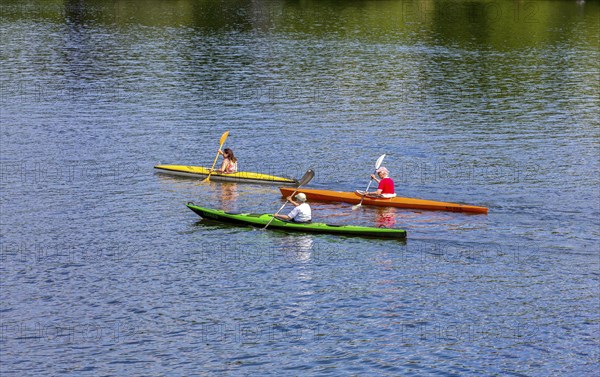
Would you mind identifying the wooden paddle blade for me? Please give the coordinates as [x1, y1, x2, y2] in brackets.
[199, 131, 230, 185]
[297, 169, 315, 187]
[219, 131, 230, 146]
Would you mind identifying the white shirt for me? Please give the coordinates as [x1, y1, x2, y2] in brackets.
[287, 202, 311, 222]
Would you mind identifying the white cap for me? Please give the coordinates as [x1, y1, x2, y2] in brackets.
[295, 193, 307, 202]
[376, 167, 389, 175]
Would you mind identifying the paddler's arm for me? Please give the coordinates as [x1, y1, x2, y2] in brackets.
[287, 197, 300, 207]
[219, 160, 227, 172]
[369, 175, 382, 194]
[274, 197, 299, 220]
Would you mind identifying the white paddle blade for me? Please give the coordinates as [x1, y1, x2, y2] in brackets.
[375, 154, 386, 169]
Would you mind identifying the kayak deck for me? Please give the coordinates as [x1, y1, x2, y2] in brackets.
[155, 165, 298, 185]
[186, 203, 407, 239]
[279, 187, 488, 214]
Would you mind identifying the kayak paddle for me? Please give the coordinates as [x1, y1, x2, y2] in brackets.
[200, 131, 229, 184]
[263, 169, 315, 230]
[352, 154, 386, 210]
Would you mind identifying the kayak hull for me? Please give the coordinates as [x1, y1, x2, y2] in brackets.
[155, 165, 298, 185]
[279, 188, 488, 214]
[186, 203, 407, 239]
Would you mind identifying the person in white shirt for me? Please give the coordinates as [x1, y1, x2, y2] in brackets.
[274, 193, 312, 223]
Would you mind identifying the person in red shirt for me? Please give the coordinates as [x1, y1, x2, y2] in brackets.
[367, 167, 396, 198]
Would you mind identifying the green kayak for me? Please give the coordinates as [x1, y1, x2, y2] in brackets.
[186, 203, 407, 239]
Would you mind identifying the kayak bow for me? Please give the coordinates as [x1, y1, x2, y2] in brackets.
[186, 203, 407, 239]
[279, 187, 488, 214]
[155, 165, 298, 185]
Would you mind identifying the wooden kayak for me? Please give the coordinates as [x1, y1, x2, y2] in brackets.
[279, 187, 488, 214]
[187, 203, 407, 239]
[155, 165, 299, 185]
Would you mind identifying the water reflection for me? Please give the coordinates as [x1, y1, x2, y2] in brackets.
[375, 207, 397, 228]
[218, 182, 238, 212]
[3, 0, 595, 49]
[281, 234, 314, 263]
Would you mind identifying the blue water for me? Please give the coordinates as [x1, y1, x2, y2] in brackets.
[1, 1, 599, 376]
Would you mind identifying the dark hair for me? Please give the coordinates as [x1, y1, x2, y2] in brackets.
[223, 148, 237, 163]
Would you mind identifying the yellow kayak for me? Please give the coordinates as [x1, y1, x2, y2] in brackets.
[154, 165, 299, 185]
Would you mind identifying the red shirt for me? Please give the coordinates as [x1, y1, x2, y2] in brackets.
[378, 177, 395, 194]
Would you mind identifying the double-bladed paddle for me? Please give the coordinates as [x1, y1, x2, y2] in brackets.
[200, 131, 229, 184]
[263, 169, 315, 230]
[352, 154, 386, 210]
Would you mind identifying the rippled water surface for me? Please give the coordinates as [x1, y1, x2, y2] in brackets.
[1, 1, 599, 376]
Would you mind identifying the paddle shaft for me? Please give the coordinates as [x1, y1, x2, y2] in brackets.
[263, 188, 299, 229]
[202, 131, 229, 183]
[353, 154, 386, 210]
[275, 189, 300, 215]
[356, 177, 375, 207]
[263, 169, 314, 229]
[363, 179, 375, 196]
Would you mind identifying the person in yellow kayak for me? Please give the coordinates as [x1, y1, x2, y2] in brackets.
[274, 193, 312, 223]
[366, 167, 396, 198]
[212, 148, 238, 174]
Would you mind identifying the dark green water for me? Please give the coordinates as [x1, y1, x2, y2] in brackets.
[1, 1, 598, 375]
